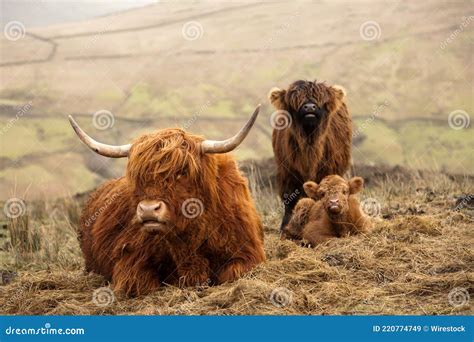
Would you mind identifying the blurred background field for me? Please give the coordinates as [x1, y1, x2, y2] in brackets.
[0, 0, 473, 200]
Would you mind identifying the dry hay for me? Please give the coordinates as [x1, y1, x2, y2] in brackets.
[1, 215, 472, 315]
[0, 167, 473, 315]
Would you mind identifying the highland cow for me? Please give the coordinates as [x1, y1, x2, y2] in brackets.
[284, 175, 371, 246]
[69, 106, 265, 296]
[269, 80, 352, 231]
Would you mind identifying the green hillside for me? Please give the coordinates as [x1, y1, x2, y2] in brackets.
[0, 1, 472, 199]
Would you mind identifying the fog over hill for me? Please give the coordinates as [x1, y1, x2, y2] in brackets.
[0, 0, 472, 199]
[0, 0, 158, 28]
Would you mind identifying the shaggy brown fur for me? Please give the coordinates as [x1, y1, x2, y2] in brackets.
[79, 129, 265, 296]
[284, 175, 371, 246]
[269, 80, 352, 230]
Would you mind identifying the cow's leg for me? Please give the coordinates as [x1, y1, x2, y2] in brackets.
[279, 186, 303, 232]
[174, 254, 211, 287]
[163, 236, 211, 287]
[217, 258, 257, 284]
[280, 203, 293, 232]
[302, 220, 337, 247]
[276, 164, 304, 232]
[112, 256, 161, 296]
[283, 197, 315, 240]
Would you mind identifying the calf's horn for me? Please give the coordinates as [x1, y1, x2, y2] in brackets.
[68, 115, 131, 158]
[201, 104, 261, 154]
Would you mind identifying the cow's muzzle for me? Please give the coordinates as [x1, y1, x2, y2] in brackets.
[299, 102, 320, 121]
[327, 199, 342, 215]
[301, 102, 317, 114]
[136, 200, 169, 233]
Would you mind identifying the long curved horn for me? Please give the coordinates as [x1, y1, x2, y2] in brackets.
[68, 115, 131, 158]
[201, 104, 261, 154]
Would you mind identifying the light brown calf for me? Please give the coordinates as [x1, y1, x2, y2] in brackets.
[284, 175, 371, 246]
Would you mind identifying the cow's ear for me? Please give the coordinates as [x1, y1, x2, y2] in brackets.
[349, 177, 364, 194]
[327, 85, 346, 113]
[268, 87, 287, 109]
[303, 181, 319, 198]
[331, 85, 346, 101]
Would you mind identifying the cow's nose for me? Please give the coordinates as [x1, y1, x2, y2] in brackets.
[302, 103, 317, 113]
[138, 201, 162, 212]
[137, 200, 166, 221]
[329, 199, 339, 205]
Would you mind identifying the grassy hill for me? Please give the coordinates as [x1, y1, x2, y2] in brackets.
[0, 0, 473, 199]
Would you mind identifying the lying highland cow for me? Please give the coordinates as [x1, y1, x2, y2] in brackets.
[284, 175, 371, 246]
[269, 80, 352, 231]
[69, 106, 265, 296]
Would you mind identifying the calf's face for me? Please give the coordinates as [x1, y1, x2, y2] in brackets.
[303, 175, 364, 217]
[268, 80, 346, 132]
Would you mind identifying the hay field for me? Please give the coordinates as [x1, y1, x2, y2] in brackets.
[0, 163, 472, 315]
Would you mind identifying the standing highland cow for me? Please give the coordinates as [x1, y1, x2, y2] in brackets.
[69, 106, 265, 296]
[269, 80, 352, 231]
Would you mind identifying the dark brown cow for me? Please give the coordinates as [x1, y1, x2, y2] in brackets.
[284, 175, 371, 246]
[269, 80, 352, 231]
[69, 106, 265, 296]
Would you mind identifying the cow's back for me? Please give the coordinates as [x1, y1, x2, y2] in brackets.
[205, 154, 266, 271]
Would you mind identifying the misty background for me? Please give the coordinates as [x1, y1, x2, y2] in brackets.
[0, 0, 472, 200]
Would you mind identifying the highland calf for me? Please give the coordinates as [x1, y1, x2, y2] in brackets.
[284, 175, 371, 246]
[69, 106, 265, 296]
[269, 80, 352, 231]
